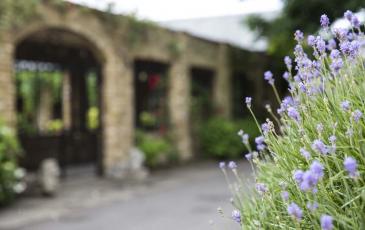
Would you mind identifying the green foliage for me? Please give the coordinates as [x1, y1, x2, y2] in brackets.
[139, 111, 157, 128]
[0, 122, 23, 205]
[87, 107, 99, 130]
[246, 0, 364, 56]
[199, 117, 260, 159]
[16, 70, 63, 134]
[135, 131, 177, 168]
[46, 119, 63, 133]
[0, 0, 39, 31]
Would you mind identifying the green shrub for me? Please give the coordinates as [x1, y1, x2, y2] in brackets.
[199, 117, 259, 159]
[224, 12, 365, 229]
[0, 122, 24, 205]
[135, 131, 177, 168]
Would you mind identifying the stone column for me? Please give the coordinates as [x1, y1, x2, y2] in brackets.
[62, 71, 72, 130]
[102, 53, 134, 178]
[0, 37, 16, 129]
[213, 44, 232, 118]
[168, 33, 192, 161]
[36, 84, 53, 133]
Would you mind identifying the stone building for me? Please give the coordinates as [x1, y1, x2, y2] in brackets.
[0, 1, 269, 178]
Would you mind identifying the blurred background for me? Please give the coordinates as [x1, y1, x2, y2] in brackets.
[0, 0, 364, 229]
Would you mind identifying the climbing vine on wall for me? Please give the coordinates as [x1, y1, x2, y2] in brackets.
[0, 0, 39, 31]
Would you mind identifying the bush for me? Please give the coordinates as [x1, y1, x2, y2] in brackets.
[199, 117, 259, 159]
[224, 12, 365, 229]
[135, 131, 177, 168]
[0, 123, 24, 205]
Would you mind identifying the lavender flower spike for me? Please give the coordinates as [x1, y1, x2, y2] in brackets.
[321, 215, 334, 230]
[352, 110, 362, 123]
[341, 100, 351, 111]
[287, 107, 300, 122]
[287, 202, 303, 221]
[311, 139, 329, 155]
[320, 14, 330, 28]
[231, 210, 241, 224]
[219, 162, 226, 169]
[228, 161, 237, 170]
[245, 97, 252, 107]
[344, 10, 353, 21]
[344, 157, 359, 178]
[264, 71, 274, 85]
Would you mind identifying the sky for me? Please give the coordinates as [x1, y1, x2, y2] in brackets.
[67, 0, 283, 21]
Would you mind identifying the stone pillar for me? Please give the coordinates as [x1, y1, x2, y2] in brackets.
[0, 37, 16, 129]
[62, 71, 72, 130]
[168, 33, 192, 161]
[36, 84, 53, 133]
[102, 53, 134, 178]
[213, 44, 232, 118]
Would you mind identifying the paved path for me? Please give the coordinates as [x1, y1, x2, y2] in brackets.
[0, 161, 252, 230]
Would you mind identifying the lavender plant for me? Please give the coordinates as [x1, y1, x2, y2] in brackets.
[221, 11, 365, 229]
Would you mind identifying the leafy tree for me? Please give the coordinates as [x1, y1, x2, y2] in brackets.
[247, 0, 364, 57]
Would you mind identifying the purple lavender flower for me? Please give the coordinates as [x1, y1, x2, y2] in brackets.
[281, 191, 289, 201]
[341, 100, 351, 111]
[307, 35, 316, 46]
[255, 136, 264, 145]
[256, 183, 268, 194]
[257, 144, 266, 151]
[340, 40, 360, 58]
[320, 14, 330, 28]
[283, 71, 290, 80]
[327, 39, 337, 50]
[344, 10, 353, 21]
[264, 71, 274, 85]
[293, 170, 304, 183]
[352, 109, 363, 123]
[321, 215, 333, 230]
[329, 135, 336, 144]
[306, 202, 318, 212]
[255, 140, 266, 152]
[245, 97, 252, 107]
[311, 139, 329, 155]
[334, 28, 348, 41]
[310, 160, 324, 178]
[241, 134, 249, 145]
[261, 122, 270, 134]
[228, 161, 237, 169]
[316, 36, 326, 54]
[287, 202, 303, 221]
[287, 107, 300, 122]
[294, 30, 304, 42]
[351, 15, 360, 28]
[231, 210, 241, 224]
[219, 162, 226, 169]
[300, 170, 319, 191]
[245, 152, 253, 160]
[300, 148, 311, 160]
[330, 58, 343, 73]
[330, 49, 340, 60]
[284, 56, 292, 69]
[344, 157, 359, 178]
[298, 82, 306, 93]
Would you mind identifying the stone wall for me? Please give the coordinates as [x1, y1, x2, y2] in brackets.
[0, 2, 266, 177]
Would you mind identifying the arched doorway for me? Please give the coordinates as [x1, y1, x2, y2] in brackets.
[14, 28, 104, 175]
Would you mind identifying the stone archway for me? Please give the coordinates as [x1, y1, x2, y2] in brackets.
[0, 8, 134, 178]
